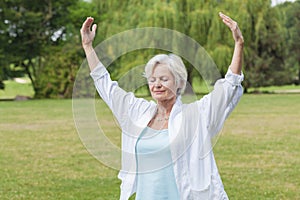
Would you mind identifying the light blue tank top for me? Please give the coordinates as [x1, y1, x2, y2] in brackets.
[135, 127, 180, 200]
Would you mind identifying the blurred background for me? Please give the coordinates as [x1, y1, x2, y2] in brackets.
[0, 0, 299, 99]
[0, 1, 299, 199]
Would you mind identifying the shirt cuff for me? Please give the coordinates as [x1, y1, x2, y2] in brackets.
[90, 62, 107, 81]
[225, 68, 244, 86]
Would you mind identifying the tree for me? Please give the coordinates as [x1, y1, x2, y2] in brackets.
[1, 0, 295, 97]
[0, 0, 96, 98]
[0, 0, 12, 89]
[230, 0, 291, 89]
[91, 0, 218, 94]
[90, 0, 293, 93]
[281, 0, 300, 84]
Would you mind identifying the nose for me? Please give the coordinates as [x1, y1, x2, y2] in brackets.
[153, 80, 162, 87]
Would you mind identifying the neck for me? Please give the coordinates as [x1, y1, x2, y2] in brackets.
[156, 97, 176, 115]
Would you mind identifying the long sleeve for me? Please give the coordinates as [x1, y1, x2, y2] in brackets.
[90, 62, 153, 128]
[198, 68, 244, 137]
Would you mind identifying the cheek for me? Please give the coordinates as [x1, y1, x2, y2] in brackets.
[148, 85, 153, 91]
[164, 82, 177, 93]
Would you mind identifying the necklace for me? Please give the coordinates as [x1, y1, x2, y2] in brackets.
[154, 109, 169, 121]
[155, 116, 169, 121]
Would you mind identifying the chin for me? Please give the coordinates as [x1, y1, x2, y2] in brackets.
[153, 96, 164, 101]
[153, 95, 175, 102]
[152, 94, 164, 100]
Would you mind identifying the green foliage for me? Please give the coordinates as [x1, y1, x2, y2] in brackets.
[91, 0, 298, 91]
[0, 0, 94, 98]
[280, 0, 300, 84]
[1, 0, 300, 97]
[34, 42, 83, 99]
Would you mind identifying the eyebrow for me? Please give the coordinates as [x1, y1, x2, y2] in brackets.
[149, 75, 169, 79]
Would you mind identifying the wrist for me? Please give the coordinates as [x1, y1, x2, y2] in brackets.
[83, 45, 94, 55]
[235, 37, 244, 46]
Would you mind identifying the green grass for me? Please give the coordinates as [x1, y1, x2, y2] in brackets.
[248, 84, 300, 94]
[0, 100, 119, 200]
[0, 78, 34, 99]
[0, 95, 300, 199]
[215, 94, 300, 199]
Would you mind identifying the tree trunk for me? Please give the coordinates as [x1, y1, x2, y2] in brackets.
[298, 63, 300, 85]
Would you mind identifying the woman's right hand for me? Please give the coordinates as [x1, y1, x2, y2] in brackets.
[80, 17, 97, 50]
[219, 12, 244, 45]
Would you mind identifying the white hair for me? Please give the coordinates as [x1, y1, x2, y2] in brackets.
[144, 54, 188, 95]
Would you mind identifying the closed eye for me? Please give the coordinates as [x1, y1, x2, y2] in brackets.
[148, 78, 155, 83]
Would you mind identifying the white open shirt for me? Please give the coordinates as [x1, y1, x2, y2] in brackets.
[90, 62, 244, 200]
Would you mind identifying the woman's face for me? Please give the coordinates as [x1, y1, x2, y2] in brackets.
[148, 64, 177, 102]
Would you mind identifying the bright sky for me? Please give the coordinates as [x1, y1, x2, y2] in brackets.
[271, 0, 296, 6]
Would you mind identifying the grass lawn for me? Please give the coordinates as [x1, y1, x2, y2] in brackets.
[247, 84, 300, 94]
[0, 94, 299, 199]
[0, 78, 34, 99]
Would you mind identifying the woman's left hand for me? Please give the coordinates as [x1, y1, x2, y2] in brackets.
[219, 12, 244, 45]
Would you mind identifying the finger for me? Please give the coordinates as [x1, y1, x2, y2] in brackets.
[219, 12, 235, 25]
[220, 14, 237, 30]
[92, 24, 97, 33]
[222, 19, 231, 27]
[222, 20, 235, 31]
[219, 12, 231, 20]
[82, 17, 94, 31]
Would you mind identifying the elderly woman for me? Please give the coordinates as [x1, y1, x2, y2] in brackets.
[80, 12, 244, 200]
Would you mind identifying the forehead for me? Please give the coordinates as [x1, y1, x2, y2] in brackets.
[151, 64, 173, 77]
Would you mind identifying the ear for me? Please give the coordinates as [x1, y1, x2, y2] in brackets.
[179, 79, 185, 88]
[176, 88, 181, 96]
[176, 80, 186, 95]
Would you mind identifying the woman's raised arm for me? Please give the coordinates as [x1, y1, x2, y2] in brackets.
[80, 17, 100, 71]
[219, 12, 244, 75]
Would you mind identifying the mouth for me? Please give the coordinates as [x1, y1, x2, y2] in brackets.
[154, 90, 165, 94]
